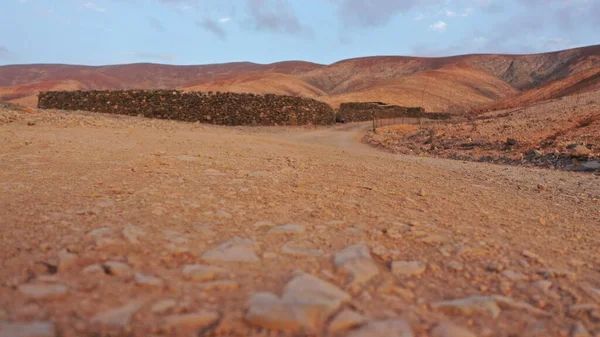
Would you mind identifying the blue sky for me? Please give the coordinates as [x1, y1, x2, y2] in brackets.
[1, 0, 599, 66]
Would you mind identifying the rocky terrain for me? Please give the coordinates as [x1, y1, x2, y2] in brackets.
[366, 90, 600, 173]
[1, 106, 599, 337]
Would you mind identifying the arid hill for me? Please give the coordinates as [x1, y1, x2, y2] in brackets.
[1, 45, 599, 111]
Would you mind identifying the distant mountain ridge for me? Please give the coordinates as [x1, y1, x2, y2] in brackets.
[1, 45, 599, 111]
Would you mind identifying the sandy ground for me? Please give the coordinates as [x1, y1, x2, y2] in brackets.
[1, 108, 599, 337]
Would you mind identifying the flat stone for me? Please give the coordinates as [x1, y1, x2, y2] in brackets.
[202, 238, 260, 263]
[135, 273, 164, 287]
[86, 227, 111, 238]
[182, 264, 228, 281]
[122, 225, 145, 244]
[151, 299, 177, 314]
[91, 302, 143, 327]
[328, 309, 367, 334]
[346, 318, 414, 337]
[197, 280, 239, 292]
[282, 243, 323, 257]
[215, 210, 232, 218]
[431, 296, 501, 318]
[334, 244, 379, 287]
[245, 273, 350, 332]
[537, 268, 576, 279]
[268, 224, 306, 235]
[391, 261, 426, 277]
[103, 261, 133, 279]
[501, 270, 528, 281]
[491, 295, 551, 317]
[446, 261, 464, 271]
[82, 264, 106, 276]
[431, 322, 476, 337]
[18, 284, 68, 300]
[0, 321, 55, 337]
[163, 311, 219, 331]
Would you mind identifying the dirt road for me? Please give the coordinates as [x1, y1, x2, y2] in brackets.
[1, 108, 599, 337]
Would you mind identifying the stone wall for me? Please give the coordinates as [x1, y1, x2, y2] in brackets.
[38, 90, 335, 126]
[337, 102, 450, 122]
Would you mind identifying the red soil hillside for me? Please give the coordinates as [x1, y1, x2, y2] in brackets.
[480, 67, 600, 111]
[1, 45, 600, 111]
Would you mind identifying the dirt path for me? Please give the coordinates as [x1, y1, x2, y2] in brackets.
[1, 108, 599, 337]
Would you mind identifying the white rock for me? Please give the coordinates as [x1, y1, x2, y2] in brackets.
[245, 273, 351, 332]
[391, 261, 426, 277]
[281, 243, 323, 257]
[254, 221, 276, 229]
[151, 299, 177, 314]
[202, 238, 260, 263]
[334, 244, 379, 287]
[57, 249, 78, 272]
[82, 264, 106, 276]
[135, 273, 164, 287]
[197, 280, 239, 292]
[91, 302, 143, 327]
[182, 264, 228, 281]
[103, 261, 133, 279]
[122, 225, 145, 244]
[18, 284, 68, 300]
[431, 296, 501, 318]
[268, 224, 306, 235]
[328, 309, 367, 334]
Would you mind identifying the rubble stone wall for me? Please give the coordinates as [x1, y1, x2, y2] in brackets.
[38, 90, 335, 126]
[337, 102, 450, 122]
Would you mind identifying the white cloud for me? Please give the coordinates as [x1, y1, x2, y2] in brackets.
[218, 17, 231, 23]
[414, 13, 425, 20]
[445, 10, 456, 17]
[462, 8, 474, 17]
[429, 21, 447, 32]
[82, 1, 106, 12]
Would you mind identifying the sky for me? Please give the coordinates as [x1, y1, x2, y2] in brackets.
[0, 0, 599, 66]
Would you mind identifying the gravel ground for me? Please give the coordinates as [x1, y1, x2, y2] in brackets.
[1, 108, 599, 337]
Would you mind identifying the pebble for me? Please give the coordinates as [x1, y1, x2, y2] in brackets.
[135, 273, 164, 287]
[0, 321, 55, 337]
[537, 268, 576, 279]
[202, 238, 260, 263]
[151, 299, 177, 314]
[122, 225, 145, 244]
[163, 311, 219, 331]
[197, 280, 239, 292]
[334, 244, 379, 288]
[82, 264, 106, 276]
[532, 280, 553, 292]
[215, 210, 232, 218]
[281, 243, 323, 257]
[431, 296, 501, 318]
[501, 270, 528, 281]
[57, 249, 78, 272]
[245, 273, 350, 332]
[328, 309, 367, 334]
[182, 264, 228, 281]
[391, 261, 426, 277]
[486, 263, 504, 272]
[268, 224, 306, 235]
[446, 261, 464, 271]
[431, 322, 476, 337]
[103, 261, 133, 279]
[91, 301, 144, 327]
[346, 318, 414, 337]
[18, 284, 69, 300]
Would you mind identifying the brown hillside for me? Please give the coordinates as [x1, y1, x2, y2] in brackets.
[1, 45, 600, 110]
